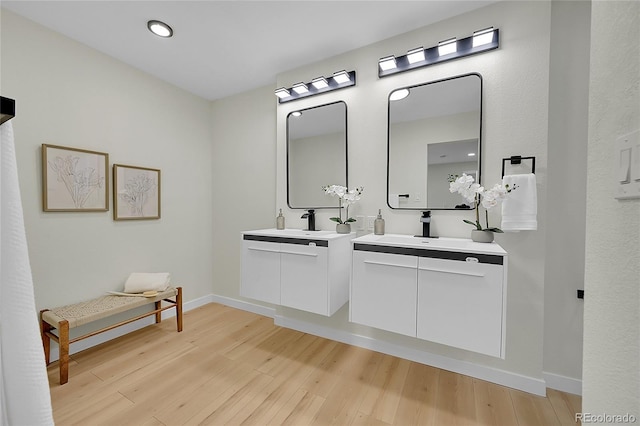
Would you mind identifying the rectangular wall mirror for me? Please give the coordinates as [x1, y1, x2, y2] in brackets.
[287, 101, 348, 209]
[387, 73, 482, 210]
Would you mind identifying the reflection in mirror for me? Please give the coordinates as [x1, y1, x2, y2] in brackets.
[287, 101, 347, 208]
[388, 73, 481, 210]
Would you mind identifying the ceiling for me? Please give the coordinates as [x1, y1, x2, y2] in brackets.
[2, 1, 496, 101]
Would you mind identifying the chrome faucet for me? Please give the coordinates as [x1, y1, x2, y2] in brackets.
[301, 209, 316, 231]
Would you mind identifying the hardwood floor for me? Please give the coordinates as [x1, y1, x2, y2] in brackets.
[47, 303, 581, 425]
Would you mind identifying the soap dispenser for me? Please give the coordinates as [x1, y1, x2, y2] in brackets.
[374, 209, 385, 235]
[276, 209, 285, 230]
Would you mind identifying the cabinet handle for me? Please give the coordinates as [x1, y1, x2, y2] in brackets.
[364, 260, 415, 269]
[280, 250, 318, 257]
[247, 247, 281, 254]
[418, 266, 486, 277]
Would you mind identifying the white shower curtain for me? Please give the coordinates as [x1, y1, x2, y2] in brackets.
[0, 121, 54, 425]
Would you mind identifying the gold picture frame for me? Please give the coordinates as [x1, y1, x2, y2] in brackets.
[113, 164, 161, 220]
[42, 144, 109, 212]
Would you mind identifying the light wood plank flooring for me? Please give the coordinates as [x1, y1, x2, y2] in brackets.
[47, 303, 581, 425]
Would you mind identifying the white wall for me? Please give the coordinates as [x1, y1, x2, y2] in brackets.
[543, 0, 590, 389]
[1, 10, 214, 314]
[210, 85, 276, 298]
[272, 1, 551, 389]
[583, 0, 639, 416]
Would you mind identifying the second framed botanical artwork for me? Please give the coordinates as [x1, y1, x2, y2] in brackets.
[42, 144, 109, 212]
[113, 164, 161, 220]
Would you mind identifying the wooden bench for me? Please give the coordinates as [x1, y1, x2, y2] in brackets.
[40, 286, 182, 384]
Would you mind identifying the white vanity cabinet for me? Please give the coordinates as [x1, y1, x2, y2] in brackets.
[241, 229, 354, 316]
[350, 234, 507, 358]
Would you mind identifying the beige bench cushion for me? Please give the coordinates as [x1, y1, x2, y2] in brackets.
[42, 288, 178, 329]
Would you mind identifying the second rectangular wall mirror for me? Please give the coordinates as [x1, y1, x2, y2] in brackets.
[287, 101, 348, 209]
[387, 73, 482, 210]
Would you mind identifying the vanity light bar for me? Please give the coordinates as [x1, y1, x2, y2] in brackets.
[274, 70, 356, 104]
[378, 27, 500, 78]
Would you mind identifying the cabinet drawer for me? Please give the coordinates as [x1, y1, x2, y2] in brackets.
[417, 257, 505, 358]
[350, 250, 417, 337]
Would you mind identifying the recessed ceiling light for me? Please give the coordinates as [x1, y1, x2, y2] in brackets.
[147, 20, 173, 38]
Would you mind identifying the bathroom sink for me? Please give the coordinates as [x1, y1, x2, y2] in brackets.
[354, 233, 506, 255]
[242, 228, 349, 240]
[271, 229, 336, 237]
[376, 235, 470, 248]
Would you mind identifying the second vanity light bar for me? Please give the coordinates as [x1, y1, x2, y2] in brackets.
[378, 27, 500, 78]
[274, 70, 356, 103]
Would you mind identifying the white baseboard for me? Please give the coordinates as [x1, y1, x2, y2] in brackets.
[209, 294, 276, 318]
[543, 371, 582, 395]
[209, 295, 546, 396]
[47, 293, 213, 362]
[47, 293, 572, 398]
[274, 314, 547, 396]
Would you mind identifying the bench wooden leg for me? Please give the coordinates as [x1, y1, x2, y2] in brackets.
[155, 300, 162, 324]
[39, 309, 51, 365]
[59, 320, 70, 385]
[176, 286, 183, 332]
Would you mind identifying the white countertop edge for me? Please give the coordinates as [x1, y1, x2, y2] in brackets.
[351, 233, 507, 256]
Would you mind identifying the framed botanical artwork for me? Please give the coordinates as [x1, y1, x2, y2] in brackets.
[113, 164, 161, 220]
[42, 144, 109, 212]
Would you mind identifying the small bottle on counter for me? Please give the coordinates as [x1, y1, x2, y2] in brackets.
[374, 209, 385, 235]
[276, 209, 285, 230]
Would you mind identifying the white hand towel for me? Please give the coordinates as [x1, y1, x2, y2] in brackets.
[501, 173, 538, 231]
[1, 121, 54, 425]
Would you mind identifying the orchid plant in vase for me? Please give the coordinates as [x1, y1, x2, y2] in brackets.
[322, 185, 364, 232]
[449, 174, 516, 235]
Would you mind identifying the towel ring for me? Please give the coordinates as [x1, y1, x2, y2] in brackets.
[502, 156, 535, 177]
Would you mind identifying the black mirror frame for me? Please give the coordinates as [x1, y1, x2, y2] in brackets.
[386, 72, 483, 210]
[286, 100, 349, 210]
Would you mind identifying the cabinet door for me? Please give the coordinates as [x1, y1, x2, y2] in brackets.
[241, 240, 281, 304]
[350, 250, 418, 337]
[417, 257, 504, 358]
[280, 243, 328, 315]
